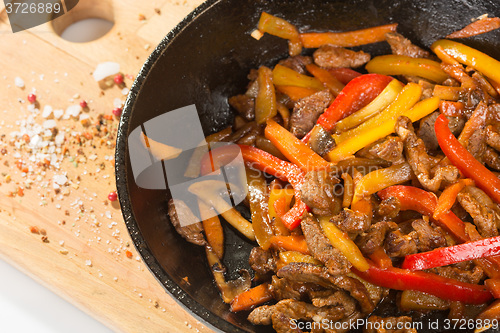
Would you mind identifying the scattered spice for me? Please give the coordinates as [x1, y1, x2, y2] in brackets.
[80, 100, 88, 108]
[126, 250, 133, 258]
[41, 236, 49, 243]
[113, 74, 124, 85]
[27, 93, 36, 103]
[138, 13, 146, 21]
[112, 107, 122, 117]
[29, 226, 40, 234]
[107, 190, 117, 202]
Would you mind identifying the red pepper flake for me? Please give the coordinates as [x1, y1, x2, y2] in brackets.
[83, 131, 93, 140]
[125, 250, 133, 258]
[80, 100, 88, 108]
[108, 190, 118, 202]
[30, 226, 40, 234]
[27, 93, 36, 103]
[17, 186, 24, 197]
[112, 107, 122, 117]
[15, 160, 23, 170]
[22, 134, 30, 143]
[114, 74, 124, 85]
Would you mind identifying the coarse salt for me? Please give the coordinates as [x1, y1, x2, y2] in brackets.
[92, 62, 120, 81]
[43, 119, 56, 129]
[14, 77, 25, 88]
[53, 109, 64, 119]
[53, 174, 68, 186]
[65, 105, 81, 118]
[42, 105, 53, 118]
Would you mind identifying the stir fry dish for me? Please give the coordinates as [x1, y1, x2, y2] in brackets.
[167, 12, 500, 333]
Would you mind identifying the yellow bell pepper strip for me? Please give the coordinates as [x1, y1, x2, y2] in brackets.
[272, 64, 325, 91]
[328, 89, 437, 163]
[198, 200, 224, 259]
[257, 12, 302, 56]
[246, 168, 274, 250]
[265, 118, 331, 172]
[439, 101, 466, 117]
[431, 39, 500, 84]
[402, 235, 500, 272]
[432, 45, 460, 65]
[276, 251, 323, 270]
[269, 235, 310, 255]
[268, 188, 294, 235]
[305, 63, 345, 96]
[341, 173, 354, 208]
[316, 74, 393, 132]
[300, 23, 398, 48]
[230, 282, 273, 312]
[433, 179, 475, 220]
[435, 114, 500, 205]
[328, 67, 362, 85]
[432, 85, 464, 101]
[351, 163, 412, 205]
[352, 263, 492, 304]
[447, 17, 500, 39]
[275, 85, 318, 102]
[365, 55, 448, 83]
[319, 217, 370, 271]
[335, 78, 404, 132]
[255, 66, 277, 124]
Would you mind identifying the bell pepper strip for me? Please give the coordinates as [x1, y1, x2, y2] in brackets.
[328, 92, 437, 163]
[246, 168, 274, 250]
[400, 290, 451, 311]
[352, 163, 412, 205]
[335, 78, 404, 132]
[332, 82, 422, 145]
[341, 173, 354, 208]
[368, 247, 392, 269]
[257, 12, 302, 56]
[316, 73, 393, 132]
[485, 278, 500, 299]
[431, 39, 500, 84]
[477, 299, 500, 322]
[300, 23, 398, 48]
[265, 119, 331, 172]
[440, 63, 477, 89]
[439, 101, 466, 117]
[435, 114, 500, 205]
[432, 85, 464, 101]
[269, 235, 310, 255]
[351, 169, 373, 224]
[276, 103, 290, 129]
[447, 16, 500, 39]
[328, 67, 362, 85]
[433, 45, 460, 65]
[402, 235, 500, 271]
[275, 85, 318, 102]
[366, 55, 448, 83]
[199, 200, 224, 259]
[487, 76, 500, 96]
[255, 66, 277, 124]
[272, 64, 325, 91]
[353, 263, 492, 304]
[433, 178, 475, 220]
[276, 251, 323, 270]
[305, 64, 345, 96]
[268, 188, 294, 236]
[319, 217, 370, 271]
[230, 283, 273, 312]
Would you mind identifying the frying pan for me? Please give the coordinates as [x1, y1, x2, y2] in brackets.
[115, 0, 500, 332]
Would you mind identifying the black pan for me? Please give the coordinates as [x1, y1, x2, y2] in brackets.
[115, 0, 500, 332]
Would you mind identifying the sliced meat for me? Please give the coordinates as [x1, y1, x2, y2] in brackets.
[313, 45, 371, 68]
[385, 32, 431, 58]
[458, 186, 500, 238]
[484, 147, 500, 171]
[356, 221, 399, 255]
[249, 247, 276, 275]
[272, 311, 303, 333]
[417, 111, 465, 152]
[358, 137, 405, 165]
[278, 55, 313, 75]
[430, 265, 484, 285]
[271, 275, 322, 301]
[467, 128, 487, 163]
[309, 124, 336, 157]
[290, 90, 333, 138]
[167, 199, 206, 246]
[385, 230, 417, 257]
[486, 124, 500, 151]
[330, 209, 370, 236]
[300, 170, 341, 216]
[248, 305, 274, 325]
[364, 315, 417, 333]
[396, 116, 459, 192]
[410, 219, 447, 252]
[228, 94, 255, 121]
[310, 290, 356, 314]
[377, 197, 401, 220]
[278, 263, 375, 313]
[301, 216, 351, 275]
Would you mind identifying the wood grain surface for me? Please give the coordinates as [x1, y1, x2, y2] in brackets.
[0, 1, 214, 332]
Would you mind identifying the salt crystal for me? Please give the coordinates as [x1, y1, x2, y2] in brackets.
[65, 105, 81, 118]
[88, 154, 98, 161]
[92, 62, 120, 81]
[113, 98, 123, 108]
[53, 109, 64, 119]
[121, 87, 129, 95]
[42, 105, 53, 118]
[14, 77, 25, 88]
[105, 211, 112, 219]
[85, 260, 92, 267]
[53, 174, 68, 186]
[43, 119, 56, 129]
[54, 133, 65, 146]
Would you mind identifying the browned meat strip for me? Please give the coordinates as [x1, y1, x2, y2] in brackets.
[248, 305, 274, 325]
[167, 199, 206, 246]
[272, 311, 303, 333]
[385, 32, 431, 59]
[356, 221, 399, 255]
[290, 90, 333, 138]
[430, 265, 484, 285]
[278, 55, 313, 75]
[467, 128, 487, 163]
[485, 147, 500, 170]
[228, 94, 255, 121]
[457, 186, 500, 238]
[300, 170, 341, 216]
[310, 290, 356, 314]
[364, 315, 417, 333]
[313, 45, 371, 68]
[301, 216, 351, 275]
[271, 275, 322, 301]
[277, 263, 375, 313]
[486, 125, 500, 151]
[377, 197, 401, 220]
[330, 209, 370, 236]
[358, 137, 405, 165]
[395, 116, 459, 192]
[417, 112, 465, 151]
[410, 219, 447, 252]
[385, 230, 417, 257]
[249, 247, 276, 275]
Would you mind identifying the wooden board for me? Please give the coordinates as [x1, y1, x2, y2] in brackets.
[0, 1, 216, 332]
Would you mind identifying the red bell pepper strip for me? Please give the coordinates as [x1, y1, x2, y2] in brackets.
[435, 114, 500, 205]
[377, 185, 468, 242]
[353, 264, 492, 304]
[328, 68, 362, 85]
[402, 235, 500, 271]
[316, 74, 393, 132]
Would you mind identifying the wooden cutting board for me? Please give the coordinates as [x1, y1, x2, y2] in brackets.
[0, 1, 216, 332]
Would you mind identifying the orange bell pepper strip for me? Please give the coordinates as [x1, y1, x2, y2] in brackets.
[305, 63, 344, 96]
[275, 85, 318, 102]
[255, 66, 277, 124]
[447, 17, 500, 39]
[433, 179, 475, 220]
[435, 114, 500, 205]
[439, 101, 465, 117]
[272, 64, 324, 91]
[328, 67, 362, 85]
[365, 55, 448, 83]
[268, 188, 294, 235]
[269, 235, 310, 255]
[265, 118, 331, 172]
[199, 200, 224, 259]
[230, 283, 273, 312]
[369, 247, 392, 269]
[246, 168, 274, 250]
[485, 278, 500, 299]
[300, 23, 398, 48]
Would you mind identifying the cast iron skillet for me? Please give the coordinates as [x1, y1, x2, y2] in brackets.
[115, 0, 500, 332]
